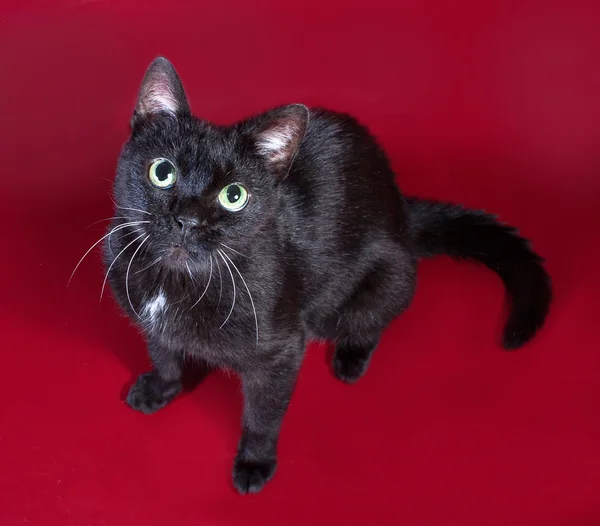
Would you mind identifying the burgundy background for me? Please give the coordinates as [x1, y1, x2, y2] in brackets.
[1, 1, 599, 525]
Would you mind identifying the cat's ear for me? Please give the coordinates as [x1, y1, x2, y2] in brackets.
[253, 104, 309, 174]
[132, 57, 190, 126]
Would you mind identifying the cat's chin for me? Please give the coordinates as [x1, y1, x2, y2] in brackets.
[163, 245, 209, 271]
[164, 245, 193, 268]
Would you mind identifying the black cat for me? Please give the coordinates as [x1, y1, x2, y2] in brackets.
[103, 57, 551, 494]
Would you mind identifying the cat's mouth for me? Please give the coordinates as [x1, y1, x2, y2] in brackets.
[163, 243, 208, 270]
[161, 244, 194, 269]
[167, 245, 188, 261]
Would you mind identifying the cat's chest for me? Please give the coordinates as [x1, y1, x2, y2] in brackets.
[138, 287, 252, 367]
[141, 291, 168, 327]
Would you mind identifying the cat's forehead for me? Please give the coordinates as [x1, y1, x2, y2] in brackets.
[130, 117, 244, 172]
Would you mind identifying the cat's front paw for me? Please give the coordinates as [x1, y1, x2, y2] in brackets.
[126, 372, 181, 414]
[232, 456, 277, 494]
[332, 353, 369, 384]
[332, 343, 375, 384]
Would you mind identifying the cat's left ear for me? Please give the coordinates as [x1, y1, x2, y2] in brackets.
[253, 104, 309, 175]
[132, 57, 190, 126]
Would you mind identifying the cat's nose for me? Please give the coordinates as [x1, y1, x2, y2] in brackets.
[175, 214, 200, 231]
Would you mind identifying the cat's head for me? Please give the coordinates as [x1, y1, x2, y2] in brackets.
[113, 57, 308, 272]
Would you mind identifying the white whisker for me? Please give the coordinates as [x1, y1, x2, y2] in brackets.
[219, 243, 250, 259]
[126, 235, 150, 318]
[185, 261, 197, 287]
[220, 249, 259, 346]
[217, 250, 236, 329]
[214, 255, 223, 313]
[87, 216, 129, 228]
[68, 221, 150, 286]
[108, 227, 143, 256]
[134, 256, 163, 275]
[100, 233, 146, 301]
[189, 256, 213, 310]
[116, 206, 153, 216]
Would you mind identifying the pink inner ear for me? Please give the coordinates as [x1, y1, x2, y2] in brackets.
[256, 122, 298, 163]
[141, 74, 179, 116]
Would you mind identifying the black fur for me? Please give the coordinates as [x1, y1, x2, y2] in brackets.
[103, 58, 552, 494]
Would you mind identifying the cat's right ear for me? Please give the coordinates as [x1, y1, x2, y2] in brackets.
[131, 57, 190, 127]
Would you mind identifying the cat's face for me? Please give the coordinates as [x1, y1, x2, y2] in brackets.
[113, 57, 308, 272]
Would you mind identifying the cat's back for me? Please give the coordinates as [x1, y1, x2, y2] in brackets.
[279, 108, 410, 305]
[283, 107, 407, 241]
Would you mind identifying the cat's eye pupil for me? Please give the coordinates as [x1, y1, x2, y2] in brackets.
[226, 185, 241, 203]
[155, 162, 172, 182]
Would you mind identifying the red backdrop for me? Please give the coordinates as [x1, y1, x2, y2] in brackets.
[1, 1, 599, 525]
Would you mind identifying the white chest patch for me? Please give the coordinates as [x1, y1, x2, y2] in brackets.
[142, 290, 167, 325]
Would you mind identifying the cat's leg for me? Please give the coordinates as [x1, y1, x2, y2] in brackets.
[126, 340, 183, 414]
[233, 338, 303, 494]
[332, 256, 416, 384]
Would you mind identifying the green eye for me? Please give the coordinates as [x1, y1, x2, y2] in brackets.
[218, 183, 249, 212]
[148, 158, 177, 188]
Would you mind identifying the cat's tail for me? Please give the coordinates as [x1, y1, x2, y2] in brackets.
[405, 197, 552, 349]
